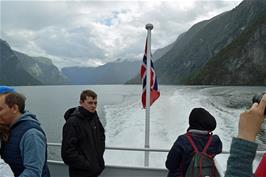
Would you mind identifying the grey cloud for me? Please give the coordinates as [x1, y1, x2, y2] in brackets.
[1, 1, 72, 30]
[1, 0, 242, 68]
[34, 26, 105, 59]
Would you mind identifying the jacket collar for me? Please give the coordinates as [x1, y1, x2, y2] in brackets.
[188, 129, 210, 135]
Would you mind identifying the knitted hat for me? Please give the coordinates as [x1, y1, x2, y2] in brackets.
[188, 107, 216, 131]
[0, 85, 16, 94]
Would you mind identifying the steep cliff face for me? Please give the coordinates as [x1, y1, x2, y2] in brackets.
[0, 39, 41, 86]
[186, 12, 266, 85]
[14, 51, 68, 85]
[153, 0, 266, 84]
[0, 39, 67, 85]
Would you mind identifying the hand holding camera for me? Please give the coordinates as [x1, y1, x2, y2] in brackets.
[238, 92, 266, 141]
[252, 92, 266, 115]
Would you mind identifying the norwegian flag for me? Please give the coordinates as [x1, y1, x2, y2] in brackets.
[140, 38, 160, 108]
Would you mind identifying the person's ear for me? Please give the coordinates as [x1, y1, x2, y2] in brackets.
[11, 104, 19, 113]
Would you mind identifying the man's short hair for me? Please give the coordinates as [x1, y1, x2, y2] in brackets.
[80, 90, 97, 102]
[5, 93, 26, 113]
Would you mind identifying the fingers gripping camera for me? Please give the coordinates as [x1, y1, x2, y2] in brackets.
[252, 92, 266, 115]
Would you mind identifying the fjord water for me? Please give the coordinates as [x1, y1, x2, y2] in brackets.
[15, 85, 266, 167]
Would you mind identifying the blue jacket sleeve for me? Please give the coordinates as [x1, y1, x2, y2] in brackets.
[19, 129, 46, 177]
[225, 137, 258, 177]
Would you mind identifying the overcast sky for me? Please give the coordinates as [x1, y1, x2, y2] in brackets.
[0, 0, 242, 69]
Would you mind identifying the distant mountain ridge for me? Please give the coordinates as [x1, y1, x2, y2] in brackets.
[0, 39, 67, 86]
[14, 51, 68, 85]
[62, 42, 173, 85]
[62, 60, 140, 85]
[0, 39, 41, 85]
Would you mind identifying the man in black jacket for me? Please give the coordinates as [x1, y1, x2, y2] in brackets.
[61, 90, 105, 177]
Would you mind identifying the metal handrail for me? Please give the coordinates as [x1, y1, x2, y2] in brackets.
[48, 142, 169, 152]
[47, 142, 266, 154]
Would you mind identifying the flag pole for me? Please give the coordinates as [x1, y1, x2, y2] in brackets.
[144, 23, 153, 167]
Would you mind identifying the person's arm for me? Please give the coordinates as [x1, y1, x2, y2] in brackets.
[212, 135, 223, 155]
[98, 119, 105, 151]
[165, 137, 183, 173]
[225, 94, 266, 177]
[18, 129, 46, 177]
[61, 120, 95, 170]
[225, 137, 258, 177]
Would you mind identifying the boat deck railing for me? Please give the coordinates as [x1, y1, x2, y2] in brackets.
[47, 143, 265, 177]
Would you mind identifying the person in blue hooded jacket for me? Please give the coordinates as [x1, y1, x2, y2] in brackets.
[0, 86, 50, 177]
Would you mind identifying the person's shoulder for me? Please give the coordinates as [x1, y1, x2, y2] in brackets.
[174, 133, 188, 144]
[20, 128, 46, 147]
[23, 128, 45, 139]
[65, 115, 78, 123]
[64, 107, 77, 120]
[212, 134, 222, 143]
[178, 133, 187, 138]
[212, 134, 221, 139]
[65, 115, 83, 127]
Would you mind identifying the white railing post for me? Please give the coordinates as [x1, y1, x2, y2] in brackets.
[144, 23, 153, 167]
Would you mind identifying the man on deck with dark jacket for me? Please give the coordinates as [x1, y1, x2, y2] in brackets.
[61, 89, 105, 177]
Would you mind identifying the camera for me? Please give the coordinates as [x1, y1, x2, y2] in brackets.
[252, 92, 266, 115]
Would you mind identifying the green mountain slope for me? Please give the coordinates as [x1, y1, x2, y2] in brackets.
[0, 39, 42, 86]
[15, 51, 68, 85]
[153, 0, 266, 85]
[186, 11, 266, 85]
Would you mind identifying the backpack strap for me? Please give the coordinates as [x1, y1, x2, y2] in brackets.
[186, 132, 213, 153]
[202, 135, 212, 153]
[186, 133, 199, 152]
